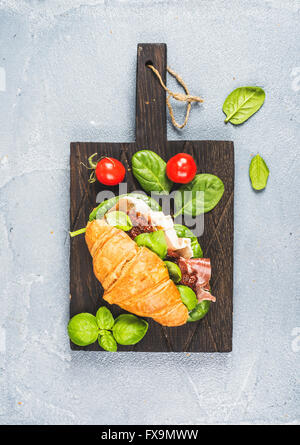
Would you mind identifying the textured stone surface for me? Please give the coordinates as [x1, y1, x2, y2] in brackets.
[0, 0, 299, 425]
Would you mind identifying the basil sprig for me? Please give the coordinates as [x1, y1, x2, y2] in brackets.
[68, 307, 148, 351]
[249, 154, 269, 190]
[98, 332, 117, 352]
[223, 86, 265, 125]
[174, 174, 224, 217]
[96, 306, 114, 330]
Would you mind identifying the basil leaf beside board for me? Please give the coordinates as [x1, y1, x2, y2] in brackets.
[174, 174, 224, 217]
[132, 150, 173, 195]
[68, 313, 99, 346]
[223, 86, 265, 125]
[249, 154, 269, 190]
[112, 314, 148, 345]
[173, 224, 203, 258]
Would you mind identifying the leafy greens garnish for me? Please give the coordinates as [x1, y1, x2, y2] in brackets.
[223, 86, 265, 125]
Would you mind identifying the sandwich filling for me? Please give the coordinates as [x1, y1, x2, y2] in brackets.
[108, 197, 215, 303]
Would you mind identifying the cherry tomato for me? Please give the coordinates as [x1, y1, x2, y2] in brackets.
[166, 153, 197, 184]
[95, 157, 125, 186]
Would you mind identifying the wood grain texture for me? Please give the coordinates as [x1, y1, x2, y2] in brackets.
[70, 44, 234, 352]
[136, 44, 167, 148]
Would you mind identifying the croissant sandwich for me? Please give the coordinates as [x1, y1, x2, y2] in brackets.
[84, 196, 216, 327]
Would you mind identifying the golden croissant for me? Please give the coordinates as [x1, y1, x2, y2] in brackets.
[85, 219, 189, 327]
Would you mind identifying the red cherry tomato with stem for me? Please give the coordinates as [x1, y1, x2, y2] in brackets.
[166, 153, 197, 184]
[95, 157, 125, 186]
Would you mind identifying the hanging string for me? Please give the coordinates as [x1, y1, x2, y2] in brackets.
[147, 64, 203, 129]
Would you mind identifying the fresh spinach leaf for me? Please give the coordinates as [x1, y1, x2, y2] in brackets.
[164, 261, 182, 283]
[223, 86, 265, 125]
[132, 150, 173, 195]
[105, 211, 133, 231]
[67, 313, 99, 346]
[173, 224, 203, 258]
[98, 331, 117, 352]
[188, 300, 211, 322]
[134, 230, 167, 259]
[177, 285, 198, 311]
[249, 154, 269, 190]
[112, 314, 148, 345]
[96, 306, 115, 330]
[174, 174, 224, 217]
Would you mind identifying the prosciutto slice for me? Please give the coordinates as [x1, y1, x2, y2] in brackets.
[177, 258, 216, 303]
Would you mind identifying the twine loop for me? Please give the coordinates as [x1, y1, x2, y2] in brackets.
[147, 64, 203, 129]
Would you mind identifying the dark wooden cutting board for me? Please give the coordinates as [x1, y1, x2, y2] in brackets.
[70, 43, 234, 352]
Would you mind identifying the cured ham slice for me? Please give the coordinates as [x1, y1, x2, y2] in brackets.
[177, 257, 216, 303]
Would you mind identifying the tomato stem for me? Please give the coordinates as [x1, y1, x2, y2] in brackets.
[88, 153, 99, 169]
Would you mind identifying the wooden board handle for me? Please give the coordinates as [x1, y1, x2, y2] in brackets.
[135, 43, 167, 149]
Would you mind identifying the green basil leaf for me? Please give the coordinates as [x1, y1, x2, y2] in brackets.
[98, 331, 117, 352]
[190, 239, 203, 258]
[177, 285, 198, 311]
[105, 211, 133, 231]
[134, 230, 167, 259]
[89, 193, 161, 221]
[188, 300, 211, 322]
[223, 86, 265, 125]
[164, 261, 182, 283]
[249, 154, 269, 190]
[173, 224, 203, 258]
[67, 313, 99, 346]
[96, 306, 115, 330]
[132, 150, 173, 195]
[112, 314, 148, 345]
[174, 174, 224, 217]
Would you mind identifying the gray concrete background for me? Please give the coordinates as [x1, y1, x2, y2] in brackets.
[0, 0, 299, 425]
